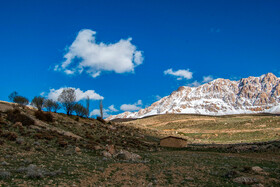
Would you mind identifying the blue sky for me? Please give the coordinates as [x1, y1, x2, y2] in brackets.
[0, 0, 280, 116]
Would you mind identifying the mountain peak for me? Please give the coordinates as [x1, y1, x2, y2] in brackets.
[107, 73, 280, 120]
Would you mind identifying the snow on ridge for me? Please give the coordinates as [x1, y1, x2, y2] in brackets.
[107, 73, 280, 120]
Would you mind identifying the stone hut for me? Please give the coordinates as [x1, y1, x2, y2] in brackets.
[160, 136, 188, 148]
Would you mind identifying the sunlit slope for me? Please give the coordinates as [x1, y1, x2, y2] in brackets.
[122, 114, 280, 144]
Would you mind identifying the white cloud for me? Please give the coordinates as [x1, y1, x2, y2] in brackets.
[55, 29, 143, 78]
[120, 104, 141, 111]
[90, 109, 100, 116]
[64, 69, 75, 75]
[90, 104, 118, 117]
[187, 80, 201, 87]
[120, 99, 142, 111]
[90, 108, 110, 118]
[164, 68, 193, 80]
[47, 87, 104, 101]
[136, 100, 142, 105]
[202, 75, 214, 83]
[108, 105, 118, 112]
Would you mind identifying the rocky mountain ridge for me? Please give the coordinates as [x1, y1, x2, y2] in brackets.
[107, 73, 280, 120]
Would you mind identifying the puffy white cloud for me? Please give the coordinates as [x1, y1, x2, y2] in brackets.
[164, 68, 193, 80]
[90, 109, 100, 116]
[90, 108, 110, 118]
[47, 87, 104, 101]
[55, 29, 143, 78]
[202, 75, 214, 83]
[120, 104, 141, 111]
[120, 100, 142, 111]
[108, 105, 118, 112]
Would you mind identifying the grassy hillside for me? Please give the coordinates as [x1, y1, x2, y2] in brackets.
[0, 102, 280, 186]
[122, 114, 280, 144]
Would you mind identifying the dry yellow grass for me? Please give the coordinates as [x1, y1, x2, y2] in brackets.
[122, 114, 280, 144]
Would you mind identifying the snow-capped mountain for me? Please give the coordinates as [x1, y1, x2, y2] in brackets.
[107, 73, 280, 120]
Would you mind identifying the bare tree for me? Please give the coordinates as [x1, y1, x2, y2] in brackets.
[44, 99, 54, 112]
[44, 99, 60, 113]
[8, 91, 18, 101]
[58, 88, 76, 115]
[53, 101, 61, 113]
[86, 96, 90, 118]
[99, 100, 103, 119]
[31, 96, 45, 111]
[8, 91, 29, 107]
[74, 103, 87, 117]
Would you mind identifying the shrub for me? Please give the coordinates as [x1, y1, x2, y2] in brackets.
[0, 116, 7, 125]
[0, 170, 11, 179]
[26, 164, 43, 179]
[2, 132, 18, 141]
[34, 132, 54, 140]
[31, 96, 45, 111]
[58, 140, 68, 147]
[9, 92, 29, 107]
[35, 111, 53, 122]
[97, 116, 106, 124]
[6, 109, 34, 126]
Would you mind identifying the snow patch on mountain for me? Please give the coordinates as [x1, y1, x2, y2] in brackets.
[107, 73, 280, 120]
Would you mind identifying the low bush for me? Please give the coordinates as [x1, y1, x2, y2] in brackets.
[2, 131, 18, 141]
[58, 140, 68, 147]
[0, 170, 11, 179]
[6, 109, 34, 126]
[96, 116, 106, 124]
[34, 132, 54, 140]
[0, 116, 7, 125]
[35, 111, 53, 122]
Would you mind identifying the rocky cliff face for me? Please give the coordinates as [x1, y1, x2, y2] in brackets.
[107, 73, 280, 120]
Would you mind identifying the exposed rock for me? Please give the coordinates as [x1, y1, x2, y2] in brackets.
[0, 170, 11, 179]
[33, 141, 40, 146]
[115, 150, 141, 161]
[75, 147, 81, 154]
[251, 166, 263, 173]
[108, 73, 280, 120]
[15, 164, 61, 178]
[102, 151, 112, 158]
[1, 161, 9, 166]
[233, 176, 259, 185]
[13, 121, 23, 128]
[16, 137, 24, 144]
[94, 145, 102, 150]
[251, 166, 269, 175]
[251, 184, 264, 187]
[107, 144, 116, 155]
[26, 164, 44, 178]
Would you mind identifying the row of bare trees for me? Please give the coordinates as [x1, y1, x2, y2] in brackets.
[8, 88, 104, 118]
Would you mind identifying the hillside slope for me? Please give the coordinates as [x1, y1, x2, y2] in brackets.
[108, 73, 280, 120]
